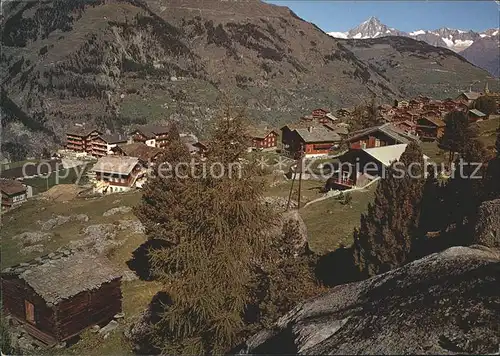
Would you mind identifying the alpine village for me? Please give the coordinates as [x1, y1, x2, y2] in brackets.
[0, 0, 499, 355]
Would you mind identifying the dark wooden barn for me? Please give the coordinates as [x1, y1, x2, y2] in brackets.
[1, 251, 122, 345]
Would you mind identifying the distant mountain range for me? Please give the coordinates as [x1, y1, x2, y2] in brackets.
[328, 17, 499, 76]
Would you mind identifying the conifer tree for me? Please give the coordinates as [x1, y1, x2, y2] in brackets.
[473, 95, 497, 116]
[134, 122, 192, 243]
[353, 142, 425, 277]
[418, 165, 444, 234]
[496, 128, 500, 155]
[439, 111, 478, 165]
[442, 138, 487, 242]
[134, 107, 277, 354]
[349, 97, 384, 132]
[482, 128, 500, 200]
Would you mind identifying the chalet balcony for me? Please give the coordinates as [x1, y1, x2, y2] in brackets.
[325, 175, 355, 191]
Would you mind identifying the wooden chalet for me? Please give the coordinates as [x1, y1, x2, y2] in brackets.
[1, 252, 122, 345]
[456, 91, 482, 107]
[287, 126, 341, 158]
[324, 123, 349, 137]
[66, 125, 102, 156]
[395, 100, 409, 108]
[468, 109, 487, 122]
[246, 126, 278, 150]
[130, 124, 170, 148]
[302, 109, 338, 125]
[311, 108, 330, 119]
[416, 116, 446, 141]
[112, 143, 163, 166]
[100, 134, 128, 155]
[336, 108, 352, 118]
[92, 156, 142, 194]
[346, 123, 417, 149]
[396, 120, 417, 136]
[326, 144, 428, 191]
[0, 178, 27, 211]
[408, 99, 424, 110]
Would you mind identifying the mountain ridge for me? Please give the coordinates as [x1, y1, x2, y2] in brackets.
[327, 17, 499, 76]
[0, 0, 495, 159]
[328, 16, 497, 51]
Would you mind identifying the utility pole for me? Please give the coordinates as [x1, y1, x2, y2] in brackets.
[286, 143, 304, 211]
[297, 144, 304, 210]
[286, 166, 296, 212]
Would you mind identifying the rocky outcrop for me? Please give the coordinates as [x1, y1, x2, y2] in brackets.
[474, 199, 500, 248]
[239, 246, 500, 355]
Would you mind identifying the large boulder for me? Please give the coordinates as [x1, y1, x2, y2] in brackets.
[474, 198, 500, 248]
[238, 246, 500, 355]
[280, 210, 309, 256]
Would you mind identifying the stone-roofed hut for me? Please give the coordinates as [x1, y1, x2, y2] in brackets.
[1, 251, 122, 345]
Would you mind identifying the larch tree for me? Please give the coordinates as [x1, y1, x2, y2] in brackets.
[481, 127, 500, 200]
[473, 95, 497, 116]
[438, 110, 478, 165]
[418, 165, 445, 234]
[442, 138, 487, 243]
[134, 106, 278, 354]
[349, 96, 384, 132]
[353, 142, 425, 277]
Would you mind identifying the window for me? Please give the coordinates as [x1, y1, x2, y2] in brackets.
[25, 300, 35, 324]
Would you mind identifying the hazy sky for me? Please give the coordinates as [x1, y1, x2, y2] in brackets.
[265, 1, 500, 32]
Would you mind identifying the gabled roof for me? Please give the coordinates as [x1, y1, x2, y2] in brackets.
[312, 108, 330, 113]
[0, 179, 26, 195]
[246, 126, 277, 139]
[92, 156, 139, 175]
[468, 109, 486, 117]
[362, 144, 428, 167]
[324, 123, 349, 135]
[132, 124, 170, 139]
[419, 116, 446, 127]
[101, 134, 128, 144]
[2, 251, 120, 305]
[282, 121, 322, 132]
[67, 125, 101, 137]
[325, 113, 339, 121]
[348, 123, 417, 145]
[295, 126, 341, 143]
[458, 92, 481, 101]
[116, 143, 162, 162]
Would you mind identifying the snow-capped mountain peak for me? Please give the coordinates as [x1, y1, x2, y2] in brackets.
[346, 16, 402, 39]
[328, 17, 498, 53]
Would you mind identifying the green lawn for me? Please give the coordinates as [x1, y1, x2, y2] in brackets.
[22, 165, 92, 195]
[1, 189, 160, 354]
[1, 190, 143, 267]
[0, 159, 39, 171]
[421, 141, 447, 165]
[477, 115, 500, 135]
[264, 179, 325, 205]
[301, 183, 377, 254]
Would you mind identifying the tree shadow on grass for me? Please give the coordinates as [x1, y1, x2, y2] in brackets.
[126, 239, 171, 281]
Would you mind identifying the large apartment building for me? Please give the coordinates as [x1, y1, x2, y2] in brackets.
[66, 125, 103, 156]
